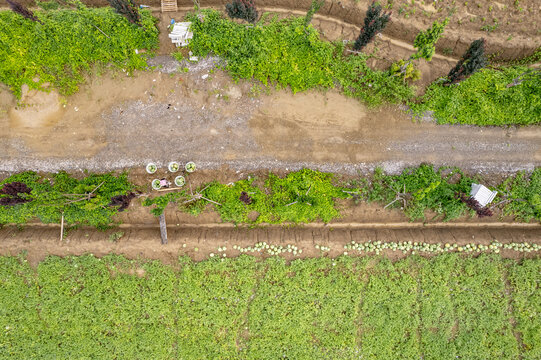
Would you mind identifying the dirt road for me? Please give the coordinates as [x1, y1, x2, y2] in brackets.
[1, 60, 539, 175]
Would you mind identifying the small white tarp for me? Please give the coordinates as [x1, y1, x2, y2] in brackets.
[470, 183, 497, 207]
[169, 22, 193, 47]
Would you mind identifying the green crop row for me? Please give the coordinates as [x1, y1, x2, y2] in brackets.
[187, 10, 414, 107]
[1, 166, 539, 228]
[144, 165, 541, 224]
[0, 171, 133, 229]
[1, 253, 539, 359]
[0, 6, 158, 97]
[143, 168, 349, 223]
[410, 66, 541, 126]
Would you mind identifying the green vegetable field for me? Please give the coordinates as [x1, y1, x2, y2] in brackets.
[1, 254, 540, 359]
[0, 6, 158, 97]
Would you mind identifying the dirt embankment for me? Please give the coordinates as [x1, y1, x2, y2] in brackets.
[2, 0, 538, 61]
[1, 224, 540, 266]
[1, 168, 540, 264]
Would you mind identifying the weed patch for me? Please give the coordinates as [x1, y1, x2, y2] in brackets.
[0, 6, 158, 97]
[411, 66, 541, 126]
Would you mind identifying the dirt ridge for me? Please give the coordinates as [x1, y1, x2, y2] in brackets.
[1, 225, 539, 266]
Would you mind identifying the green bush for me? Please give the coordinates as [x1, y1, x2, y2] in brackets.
[498, 168, 541, 222]
[0, 171, 133, 228]
[411, 66, 541, 126]
[144, 169, 348, 224]
[188, 10, 414, 106]
[0, 6, 158, 97]
[366, 164, 475, 221]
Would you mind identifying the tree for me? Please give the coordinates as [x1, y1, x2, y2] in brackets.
[6, 0, 43, 24]
[304, 0, 325, 27]
[353, 1, 391, 51]
[390, 18, 448, 81]
[226, 0, 258, 24]
[446, 39, 487, 84]
[107, 0, 141, 26]
[412, 18, 449, 61]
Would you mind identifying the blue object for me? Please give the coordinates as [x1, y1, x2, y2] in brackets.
[139, 4, 150, 8]
[170, 19, 175, 25]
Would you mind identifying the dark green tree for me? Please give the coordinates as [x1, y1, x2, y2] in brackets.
[107, 0, 141, 26]
[446, 38, 487, 84]
[6, 0, 43, 24]
[225, 0, 258, 24]
[353, 1, 391, 51]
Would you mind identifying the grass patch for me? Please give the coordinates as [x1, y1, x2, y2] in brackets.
[508, 259, 541, 359]
[358, 257, 421, 359]
[0, 6, 158, 97]
[411, 66, 541, 126]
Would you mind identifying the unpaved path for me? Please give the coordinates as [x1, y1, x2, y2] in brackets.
[1, 224, 539, 266]
[0, 61, 539, 175]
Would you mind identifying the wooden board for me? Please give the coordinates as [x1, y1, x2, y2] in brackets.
[161, 0, 177, 12]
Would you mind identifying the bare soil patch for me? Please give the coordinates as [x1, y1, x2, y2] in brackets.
[1, 224, 539, 267]
[1, 66, 540, 175]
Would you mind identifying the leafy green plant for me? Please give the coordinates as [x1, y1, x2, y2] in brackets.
[0, 171, 133, 228]
[390, 59, 421, 81]
[411, 66, 541, 126]
[200, 179, 268, 223]
[187, 9, 413, 106]
[0, 7, 158, 97]
[304, 0, 325, 27]
[364, 164, 474, 221]
[142, 191, 186, 216]
[143, 169, 348, 224]
[390, 18, 448, 82]
[412, 18, 449, 61]
[497, 168, 541, 222]
[36, 0, 61, 10]
[265, 168, 347, 223]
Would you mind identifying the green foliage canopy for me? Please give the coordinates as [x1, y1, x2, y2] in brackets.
[188, 10, 414, 106]
[0, 171, 133, 228]
[0, 7, 158, 97]
[0, 254, 539, 358]
[412, 66, 541, 126]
